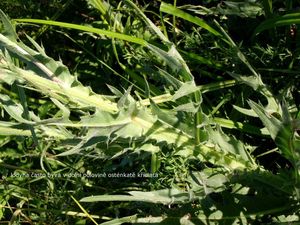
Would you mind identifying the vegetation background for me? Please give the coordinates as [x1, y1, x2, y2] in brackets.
[0, 0, 300, 224]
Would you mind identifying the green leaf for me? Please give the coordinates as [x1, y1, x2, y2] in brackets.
[207, 126, 255, 164]
[13, 18, 193, 82]
[172, 81, 199, 101]
[248, 100, 281, 140]
[212, 117, 269, 136]
[125, 0, 170, 44]
[179, 50, 223, 69]
[261, 0, 273, 18]
[160, 2, 222, 37]
[137, 143, 160, 153]
[233, 105, 258, 117]
[13, 18, 147, 46]
[80, 188, 193, 205]
[100, 215, 138, 225]
[147, 44, 193, 81]
[0, 34, 118, 112]
[0, 126, 31, 136]
[218, 1, 263, 18]
[0, 9, 18, 41]
[253, 12, 300, 37]
[148, 100, 194, 147]
[87, 0, 110, 16]
[229, 73, 280, 114]
[173, 102, 199, 113]
[0, 94, 34, 124]
[156, 67, 182, 90]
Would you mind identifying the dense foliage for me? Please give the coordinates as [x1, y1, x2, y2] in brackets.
[0, 0, 300, 224]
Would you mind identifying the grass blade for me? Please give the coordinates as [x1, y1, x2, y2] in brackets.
[261, 0, 273, 18]
[13, 19, 147, 46]
[70, 195, 99, 225]
[252, 13, 300, 38]
[160, 2, 222, 37]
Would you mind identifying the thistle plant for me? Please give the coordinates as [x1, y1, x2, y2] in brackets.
[0, 0, 299, 224]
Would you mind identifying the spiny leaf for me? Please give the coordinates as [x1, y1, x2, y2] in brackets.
[123, 1, 194, 82]
[173, 102, 199, 113]
[0, 94, 34, 124]
[233, 105, 258, 117]
[248, 100, 281, 140]
[0, 9, 18, 41]
[150, 99, 193, 135]
[156, 67, 182, 89]
[274, 103, 300, 167]
[207, 126, 255, 164]
[196, 144, 252, 170]
[13, 18, 193, 82]
[147, 44, 193, 81]
[229, 72, 280, 114]
[172, 81, 199, 101]
[0, 35, 118, 112]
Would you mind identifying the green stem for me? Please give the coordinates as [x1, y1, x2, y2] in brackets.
[194, 91, 202, 144]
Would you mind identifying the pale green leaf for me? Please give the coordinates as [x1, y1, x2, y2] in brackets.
[0, 9, 18, 41]
[207, 126, 254, 163]
[0, 94, 34, 124]
[80, 188, 193, 205]
[100, 215, 138, 225]
[233, 105, 258, 117]
[172, 81, 199, 101]
[248, 100, 281, 140]
[135, 143, 160, 153]
[0, 126, 31, 136]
